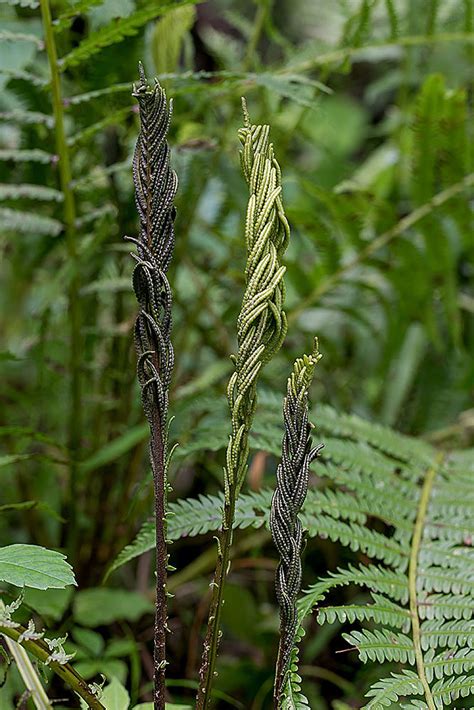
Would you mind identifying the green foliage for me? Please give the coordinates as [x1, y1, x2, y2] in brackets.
[73, 588, 153, 627]
[0, 545, 76, 589]
[290, 443, 474, 707]
[1, 0, 473, 706]
[0, 207, 62, 235]
[59, 0, 198, 70]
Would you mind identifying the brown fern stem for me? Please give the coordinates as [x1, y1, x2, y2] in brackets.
[130, 65, 177, 709]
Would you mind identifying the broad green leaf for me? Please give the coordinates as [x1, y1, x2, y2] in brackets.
[0, 545, 76, 589]
[23, 587, 73, 621]
[73, 588, 153, 627]
[100, 677, 129, 710]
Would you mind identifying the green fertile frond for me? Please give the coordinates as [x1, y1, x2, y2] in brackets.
[0, 208, 62, 236]
[0, 184, 63, 202]
[59, 0, 198, 71]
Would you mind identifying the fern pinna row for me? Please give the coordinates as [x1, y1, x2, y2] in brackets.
[128, 64, 177, 708]
[111, 395, 474, 707]
[294, 424, 474, 708]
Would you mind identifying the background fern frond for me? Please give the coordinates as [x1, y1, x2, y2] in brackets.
[0, 207, 62, 235]
[59, 0, 198, 71]
[0, 149, 54, 164]
[0, 183, 62, 202]
[52, 0, 104, 33]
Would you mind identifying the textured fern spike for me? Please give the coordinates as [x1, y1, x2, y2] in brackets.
[271, 342, 323, 706]
[196, 101, 290, 709]
[128, 63, 177, 709]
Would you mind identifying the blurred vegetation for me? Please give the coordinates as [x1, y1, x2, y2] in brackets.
[0, 0, 473, 707]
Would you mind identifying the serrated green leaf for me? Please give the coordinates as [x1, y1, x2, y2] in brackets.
[100, 677, 129, 710]
[0, 545, 76, 589]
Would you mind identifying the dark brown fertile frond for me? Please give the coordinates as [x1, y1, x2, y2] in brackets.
[270, 341, 323, 706]
[128, 63, 177, 710]
[132, 61, 177, 272]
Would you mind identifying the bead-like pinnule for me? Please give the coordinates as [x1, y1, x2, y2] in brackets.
[270, 338, 324, 706]
[128, 63, 177, 709]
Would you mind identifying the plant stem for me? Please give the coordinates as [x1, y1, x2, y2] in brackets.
[197, 110, 289, 709]
[150, 401, 168, 708]
[0, 624, 104, 709]
[3, 635, 52, 709]
[408, 451, 445, 710]
[243, 0, 268, 70]
[39, 0, 81, 560]
[282, 32, 474, 75]
[289, 173, 474, 322]
[196, 499, 236, 708]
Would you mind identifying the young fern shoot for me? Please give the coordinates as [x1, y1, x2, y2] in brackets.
[270, 342, 323, 707]
[196, 101, 290, 708]
[128, 64, 178, 709]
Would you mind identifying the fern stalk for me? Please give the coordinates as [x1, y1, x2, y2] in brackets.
[196, 102, 290, 709]
[129, 64, 178, 709]
[408, 451, 445, 710]
[0, 622, 104, 709]
[39, 0, 82, 559]
[270, 342, 323, 706]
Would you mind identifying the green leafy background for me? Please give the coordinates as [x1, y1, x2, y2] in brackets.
[0, 0, 473, 707]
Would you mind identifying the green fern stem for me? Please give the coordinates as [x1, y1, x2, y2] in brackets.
[196, 102, 290, 709]
[39, 0, 82, 559]
[0, 623, 104, 709]
[409, 451, 446, 710]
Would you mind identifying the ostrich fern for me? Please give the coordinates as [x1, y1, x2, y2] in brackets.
[270, 342, 324, 706]
[128, 64, 178, 708]
[111, 400, 474, 708]
[196, 101, 290, 708]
